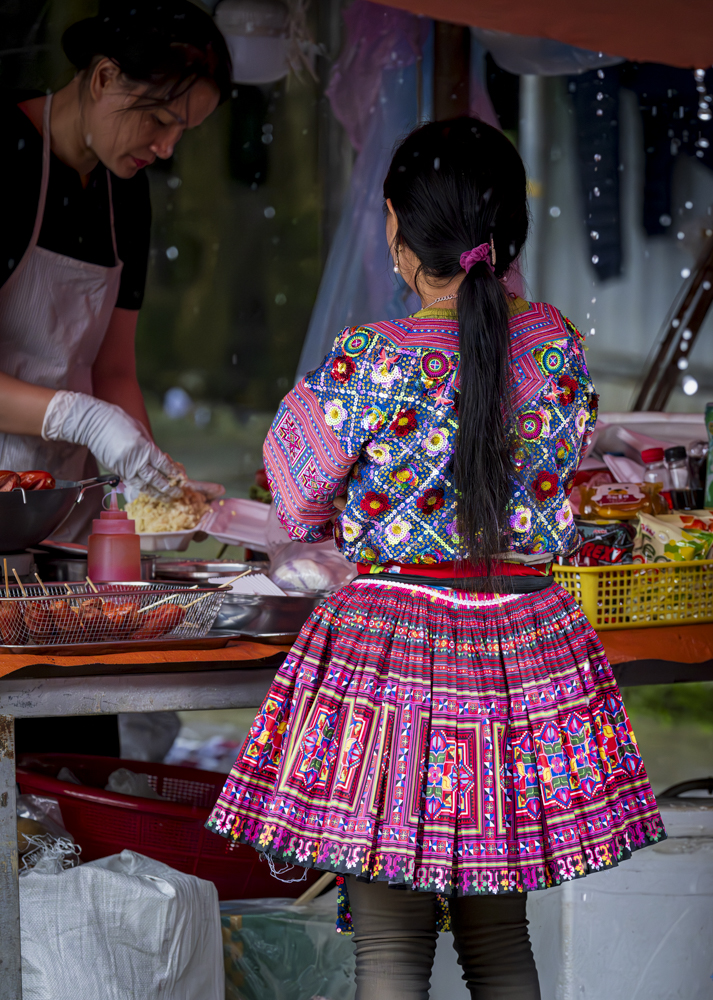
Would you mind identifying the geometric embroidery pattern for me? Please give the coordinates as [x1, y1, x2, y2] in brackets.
[207, 579, 665, 928]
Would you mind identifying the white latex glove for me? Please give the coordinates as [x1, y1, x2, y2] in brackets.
[42, 390, 184, 502]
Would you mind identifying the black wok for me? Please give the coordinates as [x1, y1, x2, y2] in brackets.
[0, 474, 119, 552]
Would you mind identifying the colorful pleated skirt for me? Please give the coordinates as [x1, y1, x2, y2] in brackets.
[206, 577, 665, 924]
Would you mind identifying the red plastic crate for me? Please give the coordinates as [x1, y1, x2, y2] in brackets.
[16, 754, 318, 900]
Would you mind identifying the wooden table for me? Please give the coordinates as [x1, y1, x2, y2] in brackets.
[0, 624, 711, 999]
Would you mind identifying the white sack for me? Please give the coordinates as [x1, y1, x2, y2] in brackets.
[20, 849, 222, 1000]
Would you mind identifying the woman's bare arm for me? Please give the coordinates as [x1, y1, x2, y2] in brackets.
[0, 370, 54, 437]
[91, 307, 153, 437]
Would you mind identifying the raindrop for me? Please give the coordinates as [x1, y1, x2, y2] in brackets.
[589, 328, 596, 335]
[264, 206, 276, 218]
[163, 387, 192, 419]
[677, 231, 685, 240]
[659, 214, 672, 226]
[232, 354, 237, 365]
[593, 187, 601, 197]
[596, 92, 604, 101]
[685, 201, 694, 209]
[680, 340, 689, 351]
[250, 182, 258, 191]
[594, 153, 602, 162]
[681, 268, 691, 278]
[8, 259, 14, 270]
[275, 293, 287, 305]
[672, 319, 681, 327]
[591, 297, 597, 303]
[509, 242, 516, 256]
[166, 246, 179, 260]
[683, 375, 698, 395]
[591, 255, 599, 264]
[549, 206, 561, 217]
[232, 89, 239, 98]
[677, 357, 689, 370]
[194, 406, 211, 428]
[682, 328, 693, 340]
[699, 110, 712, 121]
[697, 138, 710, 148]
[167, 176, 182, 189]
[261, 134, 273, 144]
[586, 313, 590, 319]
[262, 124, 273, 133]
[704, 280, 712, 290]
[695, 69, 706, 81]
[17, 138, 24, 150]
[590, 231, 600, 240]
[697, 151, 705, 157]
[596, 109, 603, 116]
[597, 70, 605, 79]
[433, 157, 440, 170]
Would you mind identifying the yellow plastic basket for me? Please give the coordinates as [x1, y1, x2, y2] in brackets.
[552, 559, 713, 630]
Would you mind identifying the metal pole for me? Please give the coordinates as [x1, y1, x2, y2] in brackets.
[519, 75, 546, 300]
[0, 714, 21, 1000]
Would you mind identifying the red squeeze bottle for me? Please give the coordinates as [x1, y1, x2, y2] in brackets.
[87, 491, 141, 582]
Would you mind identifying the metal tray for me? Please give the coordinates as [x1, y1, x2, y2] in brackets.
[0, 633, 235, 656]
[154, 559, 269, 582]
[213, 593, 326, 638]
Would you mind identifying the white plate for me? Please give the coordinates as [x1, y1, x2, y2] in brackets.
[138, 514, 211, 553]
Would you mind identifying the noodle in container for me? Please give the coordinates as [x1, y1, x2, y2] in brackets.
[126, 484, 213, 552]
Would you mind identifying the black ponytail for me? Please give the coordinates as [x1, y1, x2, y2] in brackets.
[383, 118, 529, 567]
[62, 0, 233, 105]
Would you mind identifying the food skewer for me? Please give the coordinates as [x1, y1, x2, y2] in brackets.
[34, 573, 50, 596]
[0, 560, 23, 643]
[136, 584, 200, 615]
[12, 569, 27, 597]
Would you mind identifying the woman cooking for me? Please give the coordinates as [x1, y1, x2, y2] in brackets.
[0, 0, 231, 539]
[4, 0, 231, 758]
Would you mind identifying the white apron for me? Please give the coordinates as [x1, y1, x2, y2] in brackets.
[0, 95, 123, 540]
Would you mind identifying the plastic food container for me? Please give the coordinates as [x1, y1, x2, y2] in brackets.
[138, 514, 211, 552]
[16, 754, 318, 899]
[553, 559, 713, 629]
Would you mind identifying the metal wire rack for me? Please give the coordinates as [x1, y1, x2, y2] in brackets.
[0, 582, 226, 648]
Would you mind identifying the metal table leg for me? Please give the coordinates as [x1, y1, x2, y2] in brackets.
[0, 715, 21, 999]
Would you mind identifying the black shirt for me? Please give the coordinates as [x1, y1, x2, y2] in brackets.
[0, 92, 151, 310]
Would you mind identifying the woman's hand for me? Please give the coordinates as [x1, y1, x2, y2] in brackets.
[42, 390, 184, 500]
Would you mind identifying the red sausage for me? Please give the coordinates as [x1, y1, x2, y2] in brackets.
[0, 472, 20, 492]
[102, 601, 140, 637]
[18, 471, 55, 491]
[0, 601, 25, 644]
[132, 604, 186, 640]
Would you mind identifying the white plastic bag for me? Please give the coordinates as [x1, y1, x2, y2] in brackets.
[105, 767, 168, 799]
[20, 849, 223, 1000]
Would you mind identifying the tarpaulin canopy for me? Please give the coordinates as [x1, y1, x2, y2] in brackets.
[369, 0, 713, 69]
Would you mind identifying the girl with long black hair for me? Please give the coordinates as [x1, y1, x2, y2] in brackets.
[208, 118, 665, 999]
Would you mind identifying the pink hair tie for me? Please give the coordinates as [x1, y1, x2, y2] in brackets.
[460, 241, 495, 273]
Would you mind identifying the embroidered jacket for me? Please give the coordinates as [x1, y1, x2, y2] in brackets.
[264, 299, 598, 564]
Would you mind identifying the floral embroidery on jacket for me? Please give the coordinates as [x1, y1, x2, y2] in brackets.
[264, 300, 597, 562]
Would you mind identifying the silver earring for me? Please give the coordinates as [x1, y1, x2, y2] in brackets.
[489, 233, 496, 269]
[393, 246, 400, 273]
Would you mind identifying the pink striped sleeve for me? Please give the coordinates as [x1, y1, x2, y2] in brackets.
[263, 374, 361, 542]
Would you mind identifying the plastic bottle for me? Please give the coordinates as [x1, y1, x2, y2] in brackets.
[641, 447, 670, 489]
[87, 491, 141, 582]
[664, 446, 690, 489]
